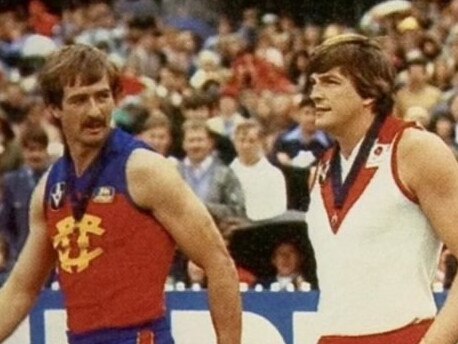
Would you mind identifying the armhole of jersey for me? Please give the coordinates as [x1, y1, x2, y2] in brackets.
[42, 165, 55, 221]
[391, 124, 420, 204]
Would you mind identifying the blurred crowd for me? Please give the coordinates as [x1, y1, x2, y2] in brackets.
[0, 0, 458, 292]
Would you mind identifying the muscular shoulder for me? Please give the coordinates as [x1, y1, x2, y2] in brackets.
[126, 149, 178, 186]
[397, 127, 452, 162]
[397, 128, 458, 195]
[29, 170, 51, 222]
[126, 148, 182, 208]
[127, 147, 168, 170]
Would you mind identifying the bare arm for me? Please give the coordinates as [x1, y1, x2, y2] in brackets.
[398, 129, 458, 344]
[127, 149, 242, 344]
[0, 173, 56, 342]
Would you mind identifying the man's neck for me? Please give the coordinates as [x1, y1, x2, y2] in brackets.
[187, 155, 213, 169]
[335, 112, 376, 159]
[300, 127, 317, 143]
[221, 111, 236, 119]
[69, 145, 103, 177]
[408, 80, 425, 92]
[240, 155, 262, 167]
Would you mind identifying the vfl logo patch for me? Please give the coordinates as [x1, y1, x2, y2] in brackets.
[92, 186, 115, 203]
[49, 182, 66, 210]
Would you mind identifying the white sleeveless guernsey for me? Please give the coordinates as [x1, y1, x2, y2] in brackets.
[307, 116, 441, 336]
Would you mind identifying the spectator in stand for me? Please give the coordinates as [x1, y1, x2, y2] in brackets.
[73, 2, 122, 63]
[113, 102, 149, 135]
[129, 109, 181, 162]
[207, 89, 245, 140]
[58, 5, 87, 44]
[428, 113, 458, 159]
[430, 56, 454, 92]
[178, 119, 246, 226]
[395, 55, 442, 118]
[161, 0, 221, 28]
[203, 15, 235, 51]
[231, 119, 287, 221]
[112, 0, 161, 21]
[0, 82, 32, 126]
[225, 46, 295, 95]
[181, 93, 237, 164]
[0, 125, 50, 260]
[172, 119, 245, 284]
[238, 89, 258, 119]
[189, 50, 230, 92]
[163, 30, 199, 76]
[28, 0, 59, 37]
[237, 7, 260, 50]
[270, 97, 331, 210]
[260, 240, 313, 291]
[113, 102, 170, 158]
[135, 113, 175, 158]
[302, 24, 322, 54]
[181, 92, 215, 121]
[19, 98, 64, 162]
[124, 16, 165, 81]
[0, 116, 22, 176]
[18, 34, 58, 94]
[268, 92, 296, 132]
[156, 64, 190, 107]
[288, 50, 310, 91]
[442, 93, 458, 147]
[0, 11, 29, 71]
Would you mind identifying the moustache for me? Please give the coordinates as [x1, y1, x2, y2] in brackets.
[82, 119, 106, 128]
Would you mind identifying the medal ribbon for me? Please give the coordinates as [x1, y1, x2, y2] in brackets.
[330, 116, 385, 209]
[65, 132, 112, 222]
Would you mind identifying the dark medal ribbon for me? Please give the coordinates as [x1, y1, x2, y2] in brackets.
[330, 115, 385, 209]
[65, 133, 112, 222]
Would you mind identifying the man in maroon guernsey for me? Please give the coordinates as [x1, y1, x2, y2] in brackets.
[0, 44, 242, 344]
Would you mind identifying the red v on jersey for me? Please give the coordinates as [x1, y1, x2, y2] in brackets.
[317, 116, 417, 234]
[321, 156, 378, 234]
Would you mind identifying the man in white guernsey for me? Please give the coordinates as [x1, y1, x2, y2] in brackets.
[306, 33, 458, 344]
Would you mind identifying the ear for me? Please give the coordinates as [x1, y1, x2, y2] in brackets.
[362, 98, 375, 108]
[47, 105, 62, 121]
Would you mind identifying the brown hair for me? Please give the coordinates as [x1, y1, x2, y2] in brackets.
[181, 93, 214, 110]
[143, 112, 172, 131]
[306, 33, 395, 118]
[234, 119, 265, 138]
[182, 119, 212, 136]
[38, 44, 121, 108]
[19, 125, 49, 149]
